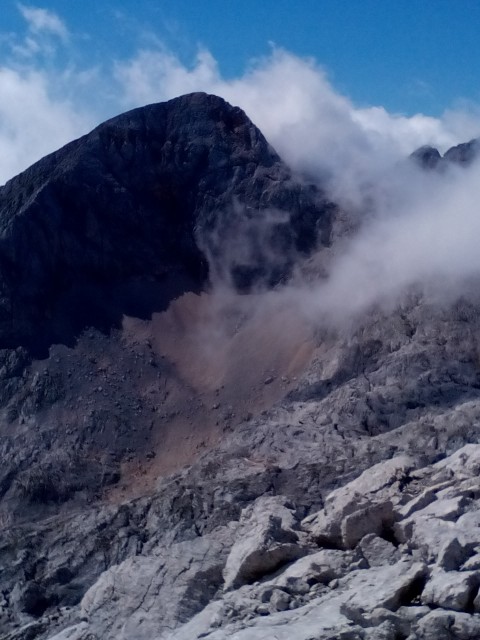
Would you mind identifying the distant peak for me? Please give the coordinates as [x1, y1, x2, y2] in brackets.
[411, 137, 480, 169]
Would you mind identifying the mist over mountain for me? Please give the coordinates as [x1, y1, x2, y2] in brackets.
[1, 93, 480, 640]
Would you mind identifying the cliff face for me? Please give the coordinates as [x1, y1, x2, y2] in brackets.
[1, 95, 480, 640]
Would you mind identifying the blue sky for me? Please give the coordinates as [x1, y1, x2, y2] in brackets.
[2, 0, 480, 115]
[1, 1, 480, 185]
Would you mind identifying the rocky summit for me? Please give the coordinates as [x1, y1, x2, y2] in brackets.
[1, 93, 480, 640]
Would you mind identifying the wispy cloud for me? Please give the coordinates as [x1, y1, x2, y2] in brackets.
[0, 66, 92, 185]
[17, 4, 69, 41]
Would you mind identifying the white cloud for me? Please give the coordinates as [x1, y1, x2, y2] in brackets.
[0, 67, 92, 185]
[17, 4, 69, 41]
[294, 158, 480, 322]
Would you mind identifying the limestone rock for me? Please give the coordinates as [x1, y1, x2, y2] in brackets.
[437, 537, 472, 571]
[358, 534, 400, 567]
[273, 549, 354, 593]
[269, 588, 291, 611]
[339, 559, 427, 613]
[413, 609, 480, 640]
[304, 456, 413, 547]
[223, 497, 305, 590]
[341, 501, 394, 549]
[80, 529, 233, 639]
[421, 569, 480, 611]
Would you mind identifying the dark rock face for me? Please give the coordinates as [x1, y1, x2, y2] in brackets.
[0, 92, 334, 354]
[410, 145, 442, 169]
[444, 137, 480, 165]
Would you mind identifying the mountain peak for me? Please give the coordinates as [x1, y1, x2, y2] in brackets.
[0, 93, 333, 354]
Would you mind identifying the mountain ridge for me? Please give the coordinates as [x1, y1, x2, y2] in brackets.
[1, 94, 480, 640]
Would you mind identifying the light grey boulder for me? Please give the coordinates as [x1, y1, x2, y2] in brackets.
[324, 456, 416, 509]
[363, 621, 398, 640]
[396, 483, 448, 520]
[421, 568, 480, 611]
[456, 510, 480, 545]
[169, 593, 363, 640]
[272, 548, 354, 593]
[339, 559, 427, 614]
[80, 529, 234, 640]
[412, 609, 480, 640]
[341, 501, 394, 549]
[269, 588, 291, 611]
[433, 444, 480, 480]
[437, 537, 472, 571]
[358, 534, 400, 567]
[223, 496, 305, 590]
[411, 495, 469, 521]
[396, 604, 431, 624]
[304, 456, 412, 548]
[396, 497, 469, 550]
[395, 513, 458, 561]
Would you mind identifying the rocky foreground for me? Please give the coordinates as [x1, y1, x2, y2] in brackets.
[0, 93, 480, 639]
[7, 443, 480, 640]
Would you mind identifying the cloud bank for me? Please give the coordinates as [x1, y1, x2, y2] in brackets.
[295, 158, 480, 322]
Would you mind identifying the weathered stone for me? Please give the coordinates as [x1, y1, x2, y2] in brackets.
[463, 552, 480, 571]
[421, 569, 480, 611]
[358, 534, 400, 567]
[413, 609, 480, 640]
[223, 497, 304, 590]
[80, 530, 233, 639]
[437, 537, 471, 571]
[273, 549, 353, 592]
[396, 486, 439, 519]
[363, 621, 398, 640]
[341, 501, 394, 549]
[339, 559, 427, 613]
[305, 456, 413, 547]
[269, 588, 291, 612]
